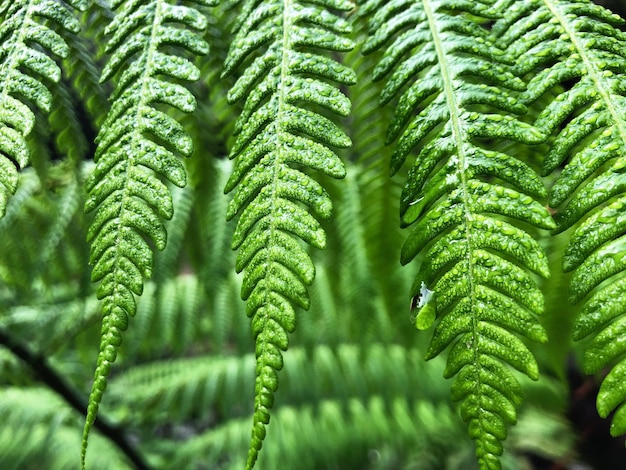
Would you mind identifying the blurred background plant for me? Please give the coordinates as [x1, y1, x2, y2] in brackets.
[0, 158, 578, 470]
[1, 1, 624, 469]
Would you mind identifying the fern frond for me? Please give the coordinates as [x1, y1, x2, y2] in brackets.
[0, 170, 43, 291]
[346, 31, 405, 308]
[63, 12, 111, 131]
[183, 4, 240, 162]
[308, 169, 407, 346]
[149, 346, 458, 469]
[171, 395, 465, 470]
[497, 0, 626, 438]
[0, 165, 88, 296]
[185, 158, 237, 294]
[37, 82, 89, 277]
[81, 0, 215, 465]
[120, 273, 205, 359]
[106, 343, 448, 425]
[222, 1, 355, 467]
[0, 0, 86, 216]
[363, 1, 555, 467]
[49, 80, 91, 165]
[106, 351, 255, 425]
[0, 387, 131, 470]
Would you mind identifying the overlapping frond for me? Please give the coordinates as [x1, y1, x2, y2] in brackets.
[81, 0, 215, 465]
[106, 351, 255, 425]
[0, 388, 130, 470]
[144, 343, 456, 469]
[343, 11, 406, 313]
[63, 2, 113, 131]
[168, 386, 572, 470]
[171, 397, 464, 470]
[0, 0, 86, 216]
[362, 1, 554, 467]
[0, 165, 88, 296]
[495, 0, 626, 437]
[222, 1, 355, 467]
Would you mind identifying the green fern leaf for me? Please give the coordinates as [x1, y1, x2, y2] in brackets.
[0, 0, 86, 217]
[363, 1, 554, 467]
[62, 8, 111, 131]
[498, 0, 626, 438]
[81, 0, 216, 466]
[223, 1, 355, 468]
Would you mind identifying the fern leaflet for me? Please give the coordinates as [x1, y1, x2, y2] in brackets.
[81, 0, 215, 466]
[496, 0, 626, 438]
[222, 0, 355, 467]
[363, 1, 554, 467]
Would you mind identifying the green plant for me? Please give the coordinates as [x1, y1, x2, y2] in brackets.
[1, 0, 626, 469]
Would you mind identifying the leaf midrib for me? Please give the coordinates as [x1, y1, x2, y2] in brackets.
[109, 0, 164, 306]
[245, 0, 293, 467]
[422, 0, 483, 432]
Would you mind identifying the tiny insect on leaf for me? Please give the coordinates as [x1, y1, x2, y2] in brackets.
[410, 281, 436, 330]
